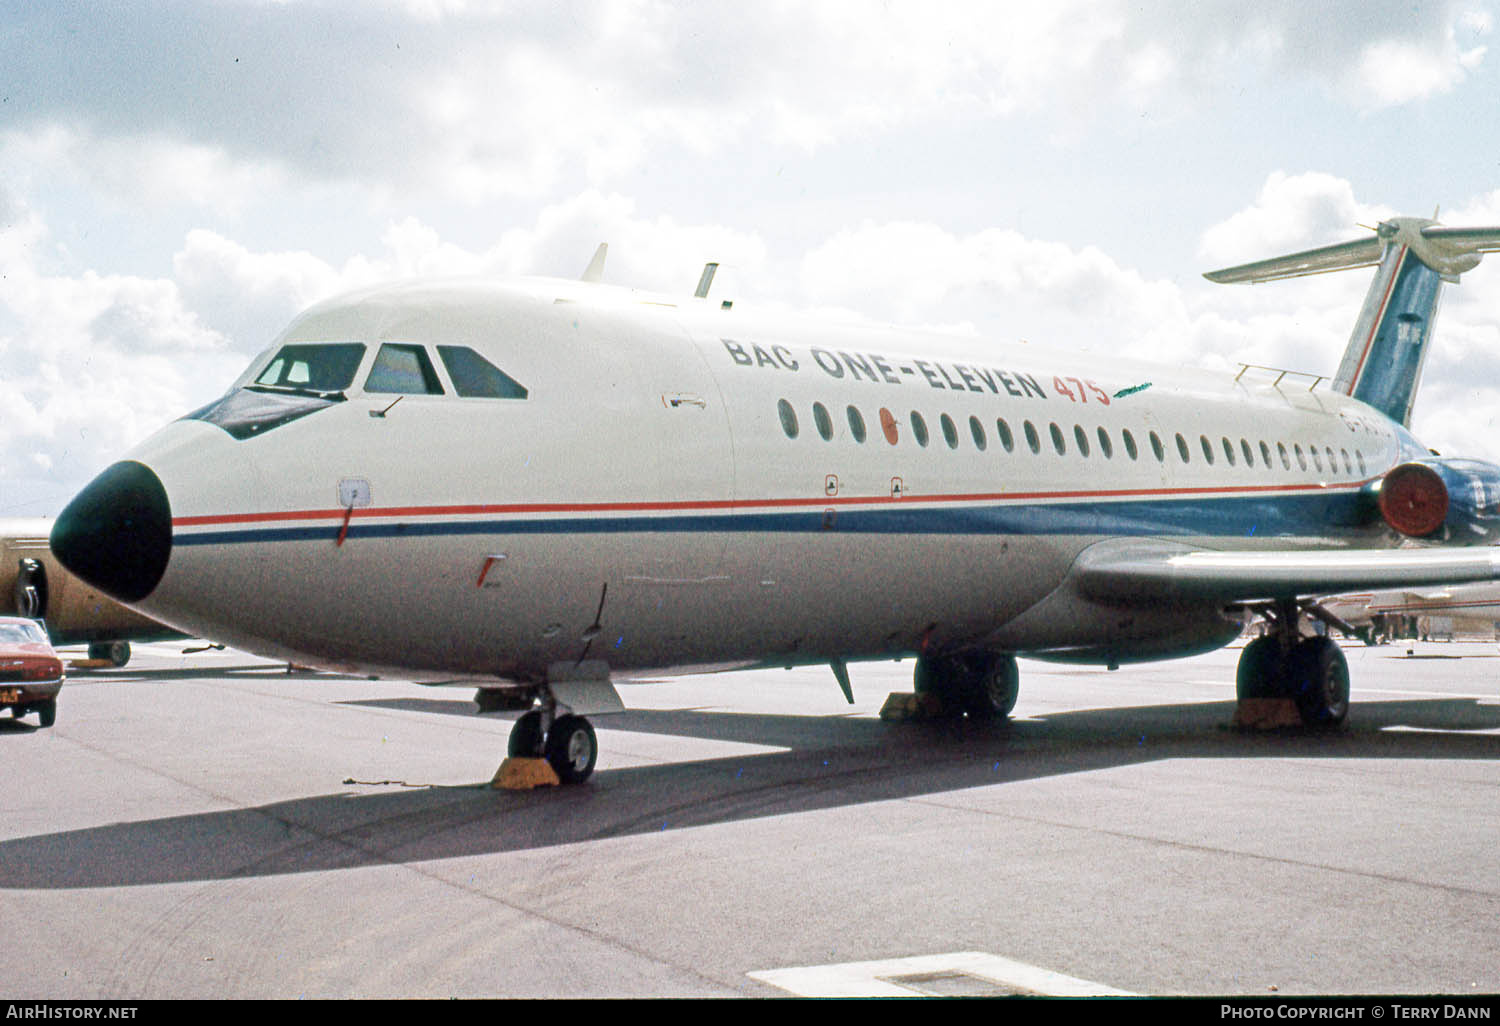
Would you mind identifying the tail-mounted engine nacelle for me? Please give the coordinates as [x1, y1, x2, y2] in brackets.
[1376, 458, 1500, 543]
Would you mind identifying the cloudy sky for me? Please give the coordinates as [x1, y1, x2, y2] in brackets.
[4, 0, 1500, 515]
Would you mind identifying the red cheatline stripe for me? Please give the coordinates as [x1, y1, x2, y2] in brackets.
[172, 477, 1372, 529]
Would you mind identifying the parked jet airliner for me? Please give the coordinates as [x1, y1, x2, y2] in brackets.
[3, 518, 181, 666]
[50, 218, 1500, 783]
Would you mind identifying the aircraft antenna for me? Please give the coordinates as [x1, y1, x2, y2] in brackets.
[695, 262, 719, 298]
[575, 583, 609, 666]
[580, 243, 608, 283]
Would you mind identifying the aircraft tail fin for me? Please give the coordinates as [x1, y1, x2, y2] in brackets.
[1206, 217, 1500, 426]
[580, 243, 608, 283]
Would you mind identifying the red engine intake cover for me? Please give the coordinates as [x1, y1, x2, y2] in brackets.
[1379, 462, 1449, 537]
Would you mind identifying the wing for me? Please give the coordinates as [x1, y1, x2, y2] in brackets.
[1072, 539, 1500, 605]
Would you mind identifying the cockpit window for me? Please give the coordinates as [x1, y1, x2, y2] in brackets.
[254, 343, 366, 394]
[365, 343, 445, 395]
[437, 345, 529, 399]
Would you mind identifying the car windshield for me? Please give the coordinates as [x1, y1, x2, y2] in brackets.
[251, 343, 366, 394]
[0, 621, 46, 645]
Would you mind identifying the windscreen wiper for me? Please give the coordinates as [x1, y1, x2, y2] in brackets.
[243, 384, 348, 401]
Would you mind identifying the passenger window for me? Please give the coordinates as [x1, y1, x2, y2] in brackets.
[848, 406, 867, 443]
[997, 419, 1015, 452]
[1199, 435, 1214, 465]
[1049, 422, 1066, 455]
[1122, 428, 1138, 460]
[814, 402, 833, 441]
[1278, 442, 1290, 469]
[254, 343, 366, 393]
[1260, 441, 1272, 468]
[1241, 439, 1254, 467]
[366, 343, 445, 395]
[1150, 431, 1165, 462]
[1176, 433, 1190, 463]
[969, 415, 987, 451]
[1221, 437, 1235, 466]
[437, 345, 529, 399]
[1024, 421, 1041, 454]
[911, 411, 930, 448]
[940, 413, 959, 449]
[778, 399, 799, 438]
[1073, 424, 1090, 457]
[1295, 444, 1307, 471]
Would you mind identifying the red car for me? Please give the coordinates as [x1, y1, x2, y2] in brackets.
[0, 616, 64, 728]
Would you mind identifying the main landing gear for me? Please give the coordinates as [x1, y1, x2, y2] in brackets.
[913, 650, 1020, 720]
[88, 640, 131, 667]
[1237, 599, 1351, 728]
[508, 707, 598, 784]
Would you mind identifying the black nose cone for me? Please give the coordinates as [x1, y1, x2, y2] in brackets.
[51, 461, 172, 603]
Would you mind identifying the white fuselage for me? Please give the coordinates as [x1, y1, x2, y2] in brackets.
[116, 276, 1418, 681]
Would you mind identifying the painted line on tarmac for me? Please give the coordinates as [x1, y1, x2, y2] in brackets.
[748, 951, 1135, 997]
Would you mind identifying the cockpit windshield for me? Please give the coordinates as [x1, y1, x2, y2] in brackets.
[251, 343, 367, 395]
[187, 342, 366, 439]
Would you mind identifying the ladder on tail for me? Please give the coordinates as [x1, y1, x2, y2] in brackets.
[1205, 216, 1500, 426]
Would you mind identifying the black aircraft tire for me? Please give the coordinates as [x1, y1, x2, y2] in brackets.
[1290, 636, 1350, 728]
[88, 641, 131, 667]
[1236, 635, 1284, 701]
[914, 654, 969, 719]
[965, 653, 1019, 720]
[544, 715, 598, 785]
[507, 710, 544, 758]
[916, 651, 1018, 720]
[912, 656, 961, 718]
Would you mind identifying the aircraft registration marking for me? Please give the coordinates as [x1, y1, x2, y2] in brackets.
[748, 951, 1135, 997]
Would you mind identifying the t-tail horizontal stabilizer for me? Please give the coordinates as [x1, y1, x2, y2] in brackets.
[1206, 217, 1500, 427]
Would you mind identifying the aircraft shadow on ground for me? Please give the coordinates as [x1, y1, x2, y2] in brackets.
[61, 664, 368, 683]
[1, 695, 1496, 890]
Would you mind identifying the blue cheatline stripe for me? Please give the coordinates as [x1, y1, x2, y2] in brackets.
[172, 491, 1379, 547]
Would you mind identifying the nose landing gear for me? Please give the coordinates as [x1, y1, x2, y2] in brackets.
[504, 707, 599, 786]
[489, 667, 618, 788]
